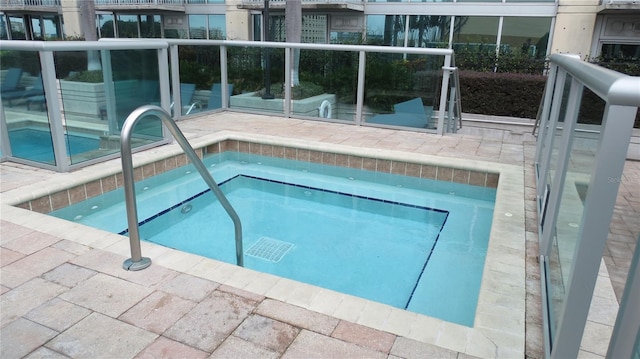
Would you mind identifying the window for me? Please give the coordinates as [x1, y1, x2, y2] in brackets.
[366, 15, 406, 46]
[208, 15, 226, 40]
[8, 16, 26, 40]
[140, 15, 161, 39]
[501, 17, 551, 58]
[116, 15, 139, 38]
[98, 14, 116, 38]
[407, 15, 451, 48]
[189, 15, 207, 39]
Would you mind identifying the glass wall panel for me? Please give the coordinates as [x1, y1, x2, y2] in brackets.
[208, 15, 226, 40]
[407, 15, 451, 48]
[364, 52, 443, 130]
[0, 16, 8, 40]
[548, 87, 605, 344]
[110, 49, 163, 140]
[140, 15, 161, 38]
[55, 51, 110, 165]
[189, 15, 207, 39]
[453, 16, 499, 71]
[226, 46, 285, 115]
[8, 16, 27, 40]
[116, 15, 139, 38]
[98, 14, 116, 38]
[178, 45, 222, 114]
[501, 17, 551, 58]
[365, 15, 406, 46]
[297, 49, 358, 121]
[1, 51, 53, 164]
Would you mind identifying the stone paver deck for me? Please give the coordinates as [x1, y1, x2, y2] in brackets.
[1, 113, 638, 359]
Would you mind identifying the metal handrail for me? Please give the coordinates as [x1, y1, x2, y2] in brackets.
[120, 105, 243, 270]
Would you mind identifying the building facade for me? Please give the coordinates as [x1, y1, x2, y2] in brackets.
[0, 0, 638, 64]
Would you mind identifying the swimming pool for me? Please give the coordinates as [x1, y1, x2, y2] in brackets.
[51, 150, 495, 326]
[7, 127, 100, 164]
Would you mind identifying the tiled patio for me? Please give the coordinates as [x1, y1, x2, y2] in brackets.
[1, 112, 638, 358]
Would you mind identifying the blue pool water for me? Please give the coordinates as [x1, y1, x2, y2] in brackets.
[51, 151, 496, 326]
[7, 128, 100, 164]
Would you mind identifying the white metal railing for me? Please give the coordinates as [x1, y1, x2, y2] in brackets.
[94, 0, 185, 5]
[535, 54, 640, 359]
[0, 0, 59, 5]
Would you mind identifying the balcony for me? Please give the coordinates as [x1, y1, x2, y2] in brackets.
[601, 0, 640, 11]
[0, 0, 60, 12]
[238, 0, 365, 12]
[94, 0, 186, 12]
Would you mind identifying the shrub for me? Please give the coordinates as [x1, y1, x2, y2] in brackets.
[458, 70, 546, 119]
[65, 70, 104, 83]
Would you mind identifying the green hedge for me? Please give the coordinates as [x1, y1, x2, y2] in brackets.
[459, 70, 546, 119]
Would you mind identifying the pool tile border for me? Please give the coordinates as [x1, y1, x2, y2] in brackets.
[14, 138, 499, 214]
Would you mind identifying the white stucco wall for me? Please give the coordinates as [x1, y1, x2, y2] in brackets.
[551, 0, 601, 58]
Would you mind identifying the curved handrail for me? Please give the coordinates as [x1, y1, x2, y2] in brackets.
[120, 105, 243, 270]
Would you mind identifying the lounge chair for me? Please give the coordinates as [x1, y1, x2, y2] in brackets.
[0, 68, 24, 94]
[368, 97, 432, 128]
[171, 83, 196, 115]
[2, 73, 44, 107]
[206, 83, 233, 110]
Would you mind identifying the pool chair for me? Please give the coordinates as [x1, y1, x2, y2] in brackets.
[0, 68, 24, 94]
[368, 98, 433, 129]
[1, 73, 44, 107]
[206, 83, 233, 110]
[171, 83, 196, 115]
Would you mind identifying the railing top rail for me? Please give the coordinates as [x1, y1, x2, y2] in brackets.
[550, 53, 640, 107]
[0, 38, 452, 56]
[137, 38, 454, 56]
[0, 40, 168, 51]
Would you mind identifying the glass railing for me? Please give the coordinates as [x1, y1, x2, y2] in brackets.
[166, 40, 456, 131]
[535, 54, 640, 358]
[0, 39, 457, 172]
[0, 40, 171, 171]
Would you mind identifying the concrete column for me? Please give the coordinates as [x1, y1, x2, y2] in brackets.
[551, 0, 600, 58]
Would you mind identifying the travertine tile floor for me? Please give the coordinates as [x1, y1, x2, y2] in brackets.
[1, 113, 638, 358]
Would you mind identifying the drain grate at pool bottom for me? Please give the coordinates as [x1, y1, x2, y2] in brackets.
[245, 237, 294, 263]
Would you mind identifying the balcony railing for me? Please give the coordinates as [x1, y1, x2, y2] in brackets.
[535, 54, 640, 358]
[0, 0, 60, 7]
[0, 39, 459, 172]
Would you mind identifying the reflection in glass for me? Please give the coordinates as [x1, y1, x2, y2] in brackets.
[297, 49, 358, 121]
[364, 53, 443, 130]
[452, 16, 499, 71]
[501, 17, 551, 58]
[225, 46, 285, 115]
[98, 14, 116, 38]
[2, 52, 54, 164]
[407, 16, 450, 48]
[366, 15, 406, 46]
[208, 15, 226, 40]
[140, 15, 161, 39]
[8, 16, 26, 40]
[117, 15, 139, 38]
[178, 45, 223, 114]
[547, 86, 605, 345]
[189, 15, 207, 39]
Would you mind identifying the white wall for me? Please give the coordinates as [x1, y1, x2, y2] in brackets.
[551, 0, 601, 58]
